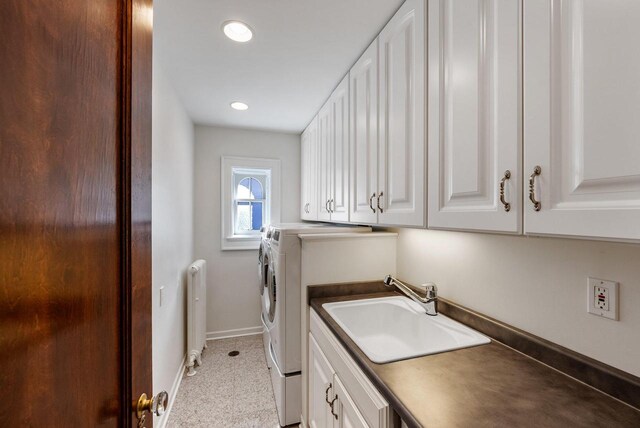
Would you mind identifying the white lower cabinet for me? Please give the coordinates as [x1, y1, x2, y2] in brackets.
[309, 310, 396, 428]
[333, 376, 369, 428]
[309, 334, 336, 428]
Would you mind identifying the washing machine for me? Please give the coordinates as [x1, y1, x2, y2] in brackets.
[258, 225, 269, 295]
[263, 223, 371, 426]
[261, 223, 327, 370]
[258, 226, 272, 368]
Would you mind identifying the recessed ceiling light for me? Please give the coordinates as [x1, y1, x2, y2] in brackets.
[222, 21, 253, 42]
[230, 101, 249, 111]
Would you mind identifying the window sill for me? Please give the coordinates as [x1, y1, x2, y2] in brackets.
[222, 235, 261, 251]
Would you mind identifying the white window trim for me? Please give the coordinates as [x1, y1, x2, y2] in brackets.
[221, 156, 281, 250]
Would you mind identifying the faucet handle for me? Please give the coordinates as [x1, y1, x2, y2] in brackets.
[422, 282, 437, 299]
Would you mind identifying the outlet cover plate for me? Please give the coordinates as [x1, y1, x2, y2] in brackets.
[587, 277, 618, 320]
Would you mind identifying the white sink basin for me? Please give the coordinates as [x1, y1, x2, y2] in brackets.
[323, 296, 490, 363]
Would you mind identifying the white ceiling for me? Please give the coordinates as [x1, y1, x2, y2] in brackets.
[154, 0, 404, 133]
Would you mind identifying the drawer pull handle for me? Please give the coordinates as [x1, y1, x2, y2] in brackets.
[325, 383, 332, 405]
[499, 170, 511, 212]
[330, 395, 338, 419]
[529, 166, 542, 211]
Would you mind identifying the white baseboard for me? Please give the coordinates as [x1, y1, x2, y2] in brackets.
[206, 326, 262, 341]
[156, 354, 186, 428]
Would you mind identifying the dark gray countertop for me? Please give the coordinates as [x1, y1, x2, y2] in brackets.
[310, 292, 640, 428]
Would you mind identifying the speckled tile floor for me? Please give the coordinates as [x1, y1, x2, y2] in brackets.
[168, 334, 280, 428]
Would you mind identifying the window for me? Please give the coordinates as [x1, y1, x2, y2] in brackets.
[233, 174, 266, 235]
[221, 156, 281, 250]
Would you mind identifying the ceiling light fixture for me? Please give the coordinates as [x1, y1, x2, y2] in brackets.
[230, 101, 249, 111]
[222, 21, 253, 42]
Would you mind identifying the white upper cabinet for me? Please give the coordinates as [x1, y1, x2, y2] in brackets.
[331, 76, 351, 222]
[318, 101, 333, 221]
[428, 0, 521, 233]
[349, 0, 426, 227]
[524, 0, 640, 241]
[301, 117, 319, 220]
[378, 0, 426, 227]
[318, 75, 350, 223]
[349, 40, 379, 225]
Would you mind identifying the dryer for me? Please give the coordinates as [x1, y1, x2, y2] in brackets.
[263, 223, 371, 426]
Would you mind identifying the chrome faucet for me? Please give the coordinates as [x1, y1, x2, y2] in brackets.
[383, 275, 438, 316]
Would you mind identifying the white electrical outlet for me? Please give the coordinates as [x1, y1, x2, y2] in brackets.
[159, 286, 165, 307]
[587, 277, 618, 320]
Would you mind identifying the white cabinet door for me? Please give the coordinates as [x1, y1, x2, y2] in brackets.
[330, 75, 350, 222]
[333, 376, 368, 428]
[302, 117, 319, 220]
[318, 101, 333, 221]
[309, 334, 335, 428]
[350, 40, 379, 225]
[524, 0, 640, 241]
[427, 0, 521, 233]
[301, 122, 311, 219]
[378, 0, 426, 227]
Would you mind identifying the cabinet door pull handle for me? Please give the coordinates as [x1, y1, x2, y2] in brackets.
[330, 395, 338, 419]
[499, 170, 511, 212]
[330, 199, 334, 213]
[529, 166, 542, 211]
[325, 199, 330, 213]
[324, 383, 332, 405]
[369, 193, 377, 213]
[377, 191, 384, 213]
[307, 203, 310, 213]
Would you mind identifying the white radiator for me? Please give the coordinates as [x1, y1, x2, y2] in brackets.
[186, 259, 207, 376]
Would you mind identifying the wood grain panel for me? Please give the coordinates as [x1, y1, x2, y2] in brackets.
[0, 0, 121, 425]
[0, 0, 153, 426]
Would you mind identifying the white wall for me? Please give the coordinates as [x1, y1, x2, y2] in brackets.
[152, 63, 194, 404]
[395, 228, 640, 377]
[194, 125, 301, 336]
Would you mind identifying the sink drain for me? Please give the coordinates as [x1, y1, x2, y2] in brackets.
[228, 350, 240, 357]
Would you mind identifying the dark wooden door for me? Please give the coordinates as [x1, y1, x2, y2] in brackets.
[0, 0, 153, 426]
